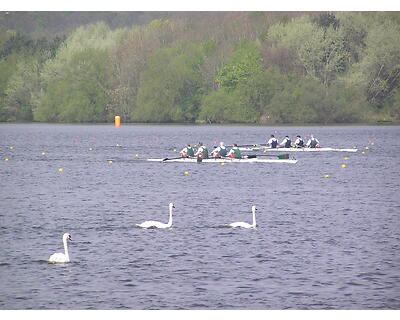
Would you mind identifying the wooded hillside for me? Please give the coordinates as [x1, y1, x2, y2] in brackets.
[1, 11, 399, 123]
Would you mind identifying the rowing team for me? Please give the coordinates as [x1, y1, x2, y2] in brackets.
[267, 134, 320, 148]
[180, 142, 242, 159]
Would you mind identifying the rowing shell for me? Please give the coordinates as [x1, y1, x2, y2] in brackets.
[239, 147, 358, 152]
[147, 158, 298, 164]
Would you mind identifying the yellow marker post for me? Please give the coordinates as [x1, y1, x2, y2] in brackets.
[114, 116, 121, 128]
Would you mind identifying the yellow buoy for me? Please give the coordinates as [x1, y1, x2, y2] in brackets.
[364, 146, 369, 150]
[343, 157, 349, 160]
[4, 158, 10, 161]
[135, 154, 139, 157]
[173, 149, 177, 152]
[323, 174, 330, 178]
[89, 147, 93, 151]
[221, 162, 225, 166]
[58, 168, 63, 172]
[361, 151, 366, 155]
[341, 164, 347, 168]
[114, 115, 121, 128]
[9, 146, 14, 150]
[41, 152, 46, 156]
[108, 160, 113, 164]
[183, 171, 189, 175]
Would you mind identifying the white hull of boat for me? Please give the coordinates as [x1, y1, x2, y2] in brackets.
[239, 147, 358, 152]
[147, 158, 298, 164]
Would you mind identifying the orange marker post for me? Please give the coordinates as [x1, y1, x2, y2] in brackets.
[115, 116, 121, 128]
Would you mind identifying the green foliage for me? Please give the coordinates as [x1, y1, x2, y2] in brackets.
[1, 12, 400, 124]
[35, 48, 111, 122]
[216, 40, 263, 90]
[134, 42, 207, 122]
[354, 19, 400, 108]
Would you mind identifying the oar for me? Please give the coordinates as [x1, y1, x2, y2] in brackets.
[162, 156, 183, 161]
[246, 154, 289, 159]
[213, 143, 266, 148]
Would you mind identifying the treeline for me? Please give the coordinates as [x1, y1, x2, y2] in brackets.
[0, 12, 400, 124]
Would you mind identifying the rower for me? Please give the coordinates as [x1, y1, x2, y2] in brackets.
[267, 134, 278, 148]
[306, 135, 320, 148]
[195, 142, 209, 159]
[211, 141, 227, 158]
[279, 136, 292, 148]
[180, 144, 194, 158]
[294, 135, 304, 147]
[227, 143, 242, 159]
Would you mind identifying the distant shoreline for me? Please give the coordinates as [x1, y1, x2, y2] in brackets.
[0, 121, 398, 127]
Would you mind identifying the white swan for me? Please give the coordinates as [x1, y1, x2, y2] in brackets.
[136, 203, 175, 229]
[229, 205, 257, 229]
[48, 233, 72, 263]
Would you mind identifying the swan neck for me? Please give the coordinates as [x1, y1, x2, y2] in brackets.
[167, 206, 173, 227]
[63, 237, 70, 261]
[252, 210, 256, 227]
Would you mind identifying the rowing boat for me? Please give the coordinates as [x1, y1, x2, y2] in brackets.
[239, 147, 358, 152]
[147, 157, 298, 164]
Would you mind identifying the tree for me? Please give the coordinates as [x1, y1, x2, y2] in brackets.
[35, 48, 111, 122]
[134, 41, 207, 122]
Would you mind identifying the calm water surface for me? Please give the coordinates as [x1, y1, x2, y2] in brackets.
[0, 124, 399, 309]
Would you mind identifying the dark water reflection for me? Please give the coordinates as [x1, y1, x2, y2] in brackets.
[0, 124, 399, 309]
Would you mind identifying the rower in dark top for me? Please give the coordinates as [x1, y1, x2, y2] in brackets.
[227, 143, 242, 159]
[267, 135, 278, 148]
[211, 142, 227, 158]
[294, 135, 304, 147]
[195, 142, 209, 159]
[306, 135, 320, 148]
[279, 136, 292, 148]
[180, 144, 195, 158]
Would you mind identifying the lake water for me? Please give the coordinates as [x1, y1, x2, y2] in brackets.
[0, 124, 399, 309]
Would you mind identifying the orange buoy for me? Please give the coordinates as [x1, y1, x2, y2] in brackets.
[115, 116, 121, 128]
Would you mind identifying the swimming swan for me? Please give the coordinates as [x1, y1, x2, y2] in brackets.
[48, 233, 72, 263]
[229, 206, 257, 229]
[136, 203, 175, 229]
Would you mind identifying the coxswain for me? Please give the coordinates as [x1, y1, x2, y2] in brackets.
[306, 135, 320, 148]
[267, 134, 278, 148]
[180, 144, 194, 158]
[211, 141, 227, 158]
[227, 143, 242, 159]
[294, 135, 304, 147]
[195, 142, 209, 159]
[279, 136, 292, 148]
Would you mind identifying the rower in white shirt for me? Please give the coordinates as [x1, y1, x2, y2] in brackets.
[267, 134, 278, 148]
[306, 135, 320, 148]
[279, 136, 292, 148]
